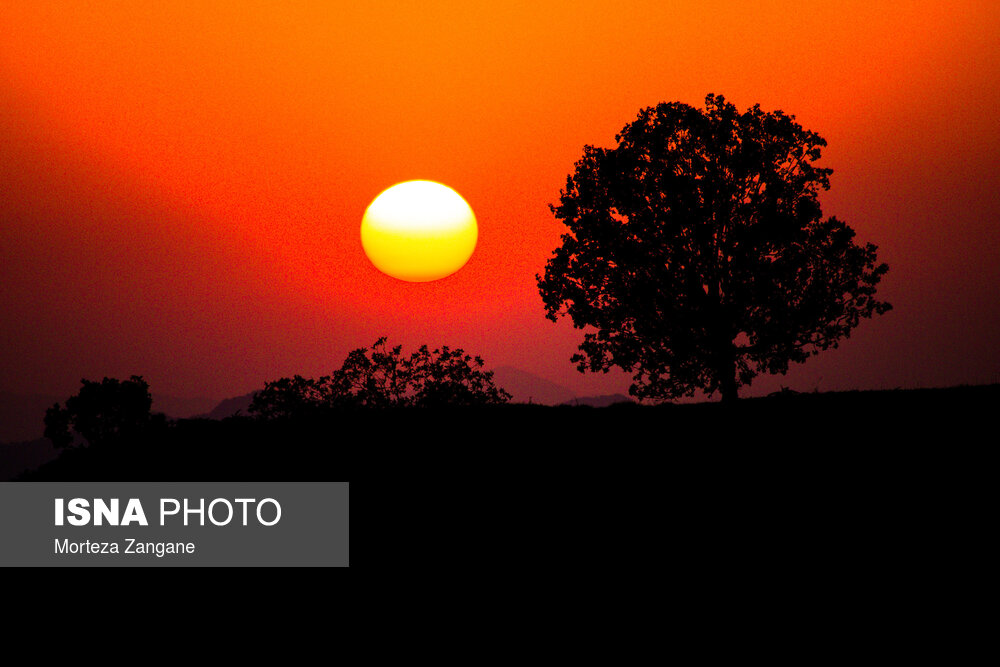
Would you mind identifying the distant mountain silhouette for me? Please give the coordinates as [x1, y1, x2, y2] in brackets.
[194, 369, 597, 417]
[0, 391, 62, 442]
[491, 366, 577, 405]
[151, 394, 218, 420]
[561, 393, 634, 407]
[190, 383, 634, 415]
[194, 391, 257, 420]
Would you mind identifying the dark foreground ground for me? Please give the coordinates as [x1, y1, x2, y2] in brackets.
[14, 383, 996, 482]
[5, 385, 993, 575]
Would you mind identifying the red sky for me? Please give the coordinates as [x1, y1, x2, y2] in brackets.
[1, 1, 998, 400]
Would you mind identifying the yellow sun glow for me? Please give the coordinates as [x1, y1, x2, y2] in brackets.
[360, 180, 478, 282]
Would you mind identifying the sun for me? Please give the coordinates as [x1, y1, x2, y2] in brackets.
[360, 180, 478, 282]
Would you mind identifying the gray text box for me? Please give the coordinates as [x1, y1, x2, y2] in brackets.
[0, 482, 349, 567]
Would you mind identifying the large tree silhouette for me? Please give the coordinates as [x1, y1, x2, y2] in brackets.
[537, 94, 891, 403]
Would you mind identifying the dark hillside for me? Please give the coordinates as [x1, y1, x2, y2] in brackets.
[18, 384, 996, 482]
[14, 385, 991, 573]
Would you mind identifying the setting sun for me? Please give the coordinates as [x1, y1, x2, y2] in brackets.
[360, 180, 478, 283]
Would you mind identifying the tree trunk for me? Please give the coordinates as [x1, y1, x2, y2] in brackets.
[717, 345, 739, 404]
[719, 372, 739, 404]
[708, 276, 738, 403]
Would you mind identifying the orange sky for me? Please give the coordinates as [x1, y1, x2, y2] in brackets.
[1, 1, 998, 399]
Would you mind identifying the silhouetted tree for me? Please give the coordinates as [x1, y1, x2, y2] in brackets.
[44, 376, 155, 448]
[246, 375, 337, 420]
[249, 338, 511, 418]
[537, 94, 891, 403]
[329, 338, 417, 407]
[406, 343, 512, 407]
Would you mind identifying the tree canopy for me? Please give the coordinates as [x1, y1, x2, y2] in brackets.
[537, 94, 891, 402]
[44, 375, 156, 448]
[249, 338, 511, 418]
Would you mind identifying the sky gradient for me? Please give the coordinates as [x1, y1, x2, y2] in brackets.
[1, 1, 998, 401]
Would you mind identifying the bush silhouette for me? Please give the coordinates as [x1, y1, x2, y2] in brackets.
[538, 94, 891, 403]
[250, 338, 511, 418]
[44, 375, 158, 448]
